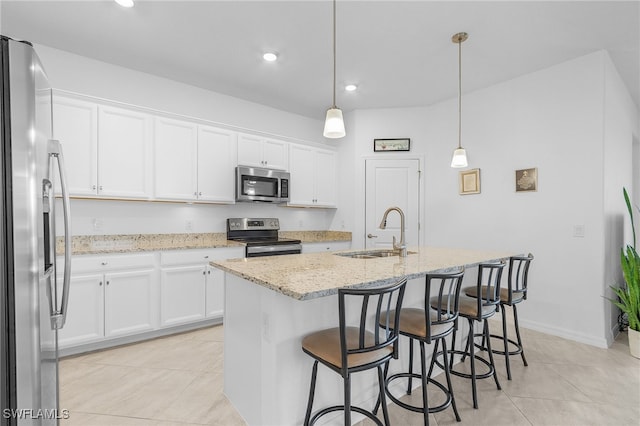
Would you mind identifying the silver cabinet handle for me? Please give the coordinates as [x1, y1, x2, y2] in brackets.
[99, 281, 103, 286]
[367, 234, 378, 238]
[106, 281, 110, 286]
[101, 261, 108, 266]
[48, 139, 72, 330]
[99, 185, 103, 191]
[92, 184, 96, 190]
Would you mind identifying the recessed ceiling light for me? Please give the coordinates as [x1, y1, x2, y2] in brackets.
[263, 52, 278, 62]
[345, 84, 357, 92]
[114, 0, 134, 7]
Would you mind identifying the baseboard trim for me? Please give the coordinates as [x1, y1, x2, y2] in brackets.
[59, 317, 223, 358]
[518, 318, 609, 348]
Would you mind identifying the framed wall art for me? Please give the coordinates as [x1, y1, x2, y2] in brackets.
[459, 168, 480, 195]
[515, 167, 538, 192]
[373, 138, 410, 152]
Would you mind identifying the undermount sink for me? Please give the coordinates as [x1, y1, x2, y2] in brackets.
[335, 249, 416, 259]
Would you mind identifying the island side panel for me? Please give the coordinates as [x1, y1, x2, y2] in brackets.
[224, 273, 447, 425]
[224, 273, 264, 425]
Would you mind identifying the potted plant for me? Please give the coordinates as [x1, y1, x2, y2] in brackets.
[609, 188, 640, 358]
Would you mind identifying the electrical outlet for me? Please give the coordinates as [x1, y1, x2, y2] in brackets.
[573, 224, 585, 237]
[93, 219, 103, 232]
[185, 220, 193, 231]
[298, 220, 304, 228]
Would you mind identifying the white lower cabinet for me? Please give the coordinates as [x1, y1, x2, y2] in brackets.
[58, 253, 157, 348]
[159, 247, 242, 327]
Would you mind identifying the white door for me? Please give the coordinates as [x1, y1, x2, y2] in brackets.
[57, 273, 105, 347]
[365, 159, 420, 249]
[104, 269, 155, 337]
[160, 265, 206, 326]
[262, 138, 288, 170]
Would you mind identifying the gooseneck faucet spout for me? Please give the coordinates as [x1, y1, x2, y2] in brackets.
[379, 206, 407, 257]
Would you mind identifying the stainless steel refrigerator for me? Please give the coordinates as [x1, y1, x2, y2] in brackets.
[1, 36, 71, 425]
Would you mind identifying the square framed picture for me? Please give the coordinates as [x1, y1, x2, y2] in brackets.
[373, 138, 410, 152]
[459, 168, 480, 195]
[515, 167, 538, 192]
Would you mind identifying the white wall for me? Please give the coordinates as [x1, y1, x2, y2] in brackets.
[334, 51, 639, 347]
[36, 44, 339, 235]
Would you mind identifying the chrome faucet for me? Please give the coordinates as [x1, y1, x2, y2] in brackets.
[379, 206, 407, 257]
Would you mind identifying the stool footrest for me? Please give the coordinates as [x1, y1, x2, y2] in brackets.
[435, 349, 496, 380]
[309, 404, 383, 426]
[385, 372, 453, 414]
[487, 333, 524, 356]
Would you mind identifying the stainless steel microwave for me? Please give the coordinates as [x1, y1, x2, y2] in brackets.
[235, 166, 290, 203]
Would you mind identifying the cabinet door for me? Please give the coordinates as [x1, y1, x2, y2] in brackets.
[206, 266, 225, 318]
[197, 126, 237, 202]
[98, 106, 152, 198]
[154, 117, 198, 200]
[313, 149, 337, 207]
[288, 144, 316, 206]
[57, 273, 104, 347]
[237, 134, 264, 168]
[52, 96, 98, 196]
[160, 265, 206, 326]
[104, 269, 155, 337]
[262, 139, 288, 170]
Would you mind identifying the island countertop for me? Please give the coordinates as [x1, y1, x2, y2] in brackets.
[211, 246, 518, 300]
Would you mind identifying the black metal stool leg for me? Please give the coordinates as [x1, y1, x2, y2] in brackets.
[483, 319, 501, 390]
[450, 318, 458, 367]
[304, 361, 319, 426]
[408, 337, 414, 394]
[419, 341, 430, 426]
[513, 304, 528, 366]
[344, 374, 351, 426]
[501, 304, 512, 380]
[373, 360, 390, 416]
[441, 338, 461, 422]
[467, 318, 478, 409]
[377, 364, 391, 426]
[426, 338, 440, 380]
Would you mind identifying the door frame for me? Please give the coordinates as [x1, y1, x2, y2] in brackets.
[363, 155, 425, 248]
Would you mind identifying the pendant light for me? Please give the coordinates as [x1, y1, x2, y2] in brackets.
[450, 32, 468, 168]
[323, 0, 346, 139]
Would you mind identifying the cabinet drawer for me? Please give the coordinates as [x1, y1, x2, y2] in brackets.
[161, 249, 215, 266]
[69, 253, 157, 273]
[161, 247, 244, 266]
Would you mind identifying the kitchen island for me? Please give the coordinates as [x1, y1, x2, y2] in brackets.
[212, 246, 518, 426]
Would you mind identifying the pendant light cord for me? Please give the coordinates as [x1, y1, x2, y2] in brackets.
[332, 0, 337, 108]
[457, 36, 462, 150]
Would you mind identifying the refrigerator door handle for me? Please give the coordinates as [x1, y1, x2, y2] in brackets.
[48, 139, 72, 330]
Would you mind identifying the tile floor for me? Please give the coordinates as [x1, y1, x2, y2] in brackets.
[60, 320, 640, 425]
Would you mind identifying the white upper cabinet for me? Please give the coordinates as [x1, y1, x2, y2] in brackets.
[52, 96, 98, 196]
[154, 119, 237, 203]
[237, 133, 288, 170]
[98, 106, 153, 199]
[288, 144, 337, 208]
[154, 117, 198, 200]
[197, 125, 237, 202]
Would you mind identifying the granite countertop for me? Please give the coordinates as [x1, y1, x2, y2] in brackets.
[211, 246, 518, 301]
[57, 231, 351, 255]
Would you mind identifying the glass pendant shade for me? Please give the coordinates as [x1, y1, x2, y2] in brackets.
[450, 147, 468, 168]
[323, 107, 346, 138]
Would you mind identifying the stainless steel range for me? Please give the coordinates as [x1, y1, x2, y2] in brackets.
[227, 218, 302, 257]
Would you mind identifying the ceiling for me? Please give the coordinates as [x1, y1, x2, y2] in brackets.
[1, 1, 638, 120]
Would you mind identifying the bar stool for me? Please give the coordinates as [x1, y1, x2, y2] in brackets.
[438, 262, 505, 409]
[464, 254, 533, 380]
[301, 279, 407, 426]
[376, 270, 465, 426]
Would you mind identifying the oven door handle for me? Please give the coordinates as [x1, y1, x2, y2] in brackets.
[246, 244, 302, 255]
